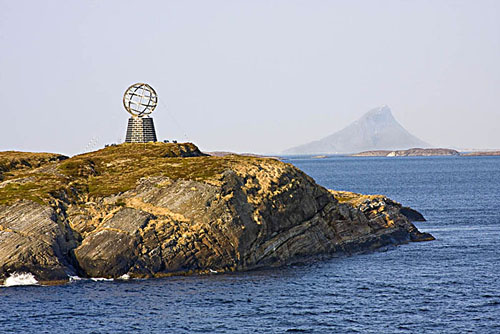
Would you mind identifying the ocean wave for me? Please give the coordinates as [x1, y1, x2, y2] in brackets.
[68, 275, 83, 282]
[3, 272, 39, 287]
[90, 277, 114, 282]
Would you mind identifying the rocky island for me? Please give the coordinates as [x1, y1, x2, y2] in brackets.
[461, 151, 500, 156]
[0, 143, 433, 284]
[352, 148, 460, 157]
[352, 148, 500, 157]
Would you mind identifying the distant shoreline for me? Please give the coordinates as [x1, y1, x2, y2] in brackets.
[351, 148, 500, 157]
[460, 151, 500, 157]
[205, 149, 500, 159]
[278, 148, 500, 158]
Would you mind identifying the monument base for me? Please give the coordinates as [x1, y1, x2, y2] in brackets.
[125, 117, 157, 143]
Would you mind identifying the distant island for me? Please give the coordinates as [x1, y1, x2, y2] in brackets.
[461, 151, 500, 156]
[352, 148, 500, 157]
[0, 143, 433, 284]
[352, 148, 460, 157]
[284, 105, 430, 154]
[205, 151, 264, 157]
[205, 151, 280, 160]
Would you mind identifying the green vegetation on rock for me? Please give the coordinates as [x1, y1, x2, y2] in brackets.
[0, 142, 284, 204]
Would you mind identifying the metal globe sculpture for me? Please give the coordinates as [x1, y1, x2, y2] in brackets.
[123, 83, 158, 143]
[123, 83, 158, 118]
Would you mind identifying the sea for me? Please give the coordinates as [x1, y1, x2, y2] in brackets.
[1, 156, 499, 333]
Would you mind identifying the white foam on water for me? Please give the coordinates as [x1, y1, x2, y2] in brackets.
[3, 272, 39, 287]
[68, 275, 83, 282]
[90, 277, 114, 282]
[118, 274, 130, 280]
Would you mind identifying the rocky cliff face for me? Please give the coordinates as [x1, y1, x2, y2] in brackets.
[0, 143, 433, 283]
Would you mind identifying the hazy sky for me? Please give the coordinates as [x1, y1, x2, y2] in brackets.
[1, 0, 499, 155]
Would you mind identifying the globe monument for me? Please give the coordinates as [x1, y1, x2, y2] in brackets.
[123, 83, 158, 143]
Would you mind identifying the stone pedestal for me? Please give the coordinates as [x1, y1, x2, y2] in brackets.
[125, 117, 157, 143]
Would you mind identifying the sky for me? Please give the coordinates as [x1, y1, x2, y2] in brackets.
[0, 0, 499, 155]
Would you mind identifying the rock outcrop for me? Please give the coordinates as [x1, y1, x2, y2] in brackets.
[0, 201, 78, 281]
[0, 143, 433, 284]
[0, 151, 67, 181]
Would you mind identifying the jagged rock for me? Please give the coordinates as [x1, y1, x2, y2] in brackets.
[0, 143, 434, 283]
[73, 208, 154, 277]
[400, 206, 426, 222]
[0, 201, 78, 281]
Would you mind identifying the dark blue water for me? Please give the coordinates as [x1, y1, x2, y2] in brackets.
[1, 156, 499, 333]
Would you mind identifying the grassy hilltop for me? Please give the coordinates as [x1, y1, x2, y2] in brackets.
[0, 142, 284, 205]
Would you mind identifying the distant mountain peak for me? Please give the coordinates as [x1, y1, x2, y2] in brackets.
[369, 104, 391, 114]
[284, 106, 431, 154]
[362, 105, 394, 121]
